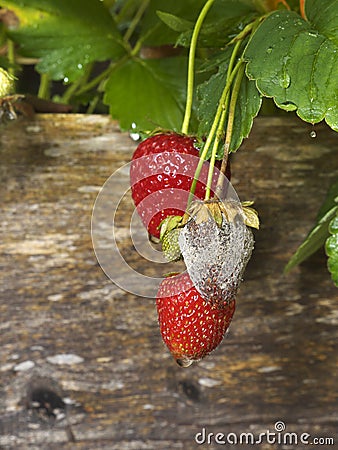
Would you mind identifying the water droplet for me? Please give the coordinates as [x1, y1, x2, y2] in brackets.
[310, 130, 317, 138]
[130, 133, 140, 141]
[63, 77, 69, 83]
[280, 73, 291, 89]
[77, 63, 83, 70]
[130, 122, 140, 141]
[176, 357, 194, 368]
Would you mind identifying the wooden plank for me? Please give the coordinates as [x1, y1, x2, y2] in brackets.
[0, 115, 337, 449]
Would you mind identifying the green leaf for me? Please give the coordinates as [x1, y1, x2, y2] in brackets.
[286, 178, 338, 275]
[177, 13, 258, 48]
[157, 11, 193, 33]
[103, 57, 187, 132]
[197, 47, 261, 157]
[305, 0, 338, 45]
[140, 0, 205, 46]
[285, 204, 338, 273]
[171, 0, 258, 49]
[326, 212, 338, 286]
[244, 8, 338, 131]
[230, 73, 262, 151]
[197, 58, 231, 152]
[0, 0, 125, 81]
[316, 178, 338, 221]
[144, 0, 256, 47]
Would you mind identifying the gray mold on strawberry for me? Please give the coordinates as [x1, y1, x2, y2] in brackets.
[179, 200, 254, 308]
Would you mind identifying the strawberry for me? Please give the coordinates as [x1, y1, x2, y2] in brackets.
[159, 215, 182, 262]
[130, 133, 229, 238]
[156, 272, 236, 367]
[179, 199, 258, 308]
[161, 228, 182, 262]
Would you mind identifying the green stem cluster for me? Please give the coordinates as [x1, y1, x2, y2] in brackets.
[205, 40, 243, 200]
[186, 57, 242, 208]
[215, 63, 245, 198]
[182, 16, 261, 212]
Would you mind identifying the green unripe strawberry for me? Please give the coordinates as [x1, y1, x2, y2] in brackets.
[162, 228, 182, 262]
[160, 215, 183, 262]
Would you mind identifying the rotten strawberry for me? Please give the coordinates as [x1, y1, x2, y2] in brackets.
[179, 199, 259, 308]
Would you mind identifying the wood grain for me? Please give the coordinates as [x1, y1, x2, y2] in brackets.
[0, 115, 337, 449]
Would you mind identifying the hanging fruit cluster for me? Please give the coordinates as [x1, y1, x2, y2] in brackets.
[130, 0, 259, 367]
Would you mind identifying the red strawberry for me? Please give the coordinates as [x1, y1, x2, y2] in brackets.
[156, 272, 235, 367]
[130, 133, 229, 238]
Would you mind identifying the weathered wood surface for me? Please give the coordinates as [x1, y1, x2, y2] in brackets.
[0, 115, 337, 449]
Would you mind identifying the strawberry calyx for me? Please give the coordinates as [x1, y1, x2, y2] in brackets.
[184, 198, 260, 230]
[159, 215, 183, 239]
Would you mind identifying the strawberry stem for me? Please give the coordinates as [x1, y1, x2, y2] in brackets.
[204, 39, 242, 200]
[123, 0, 150, 43]
[181, 0, 215, 135]
[37, 73, 51, 100]
[215, 62, 245, 198]
[182, 59, 242, 221]
[7, 39, 16, 77]
[182, 17, 259, 221]
[299, 0, 307, 20]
